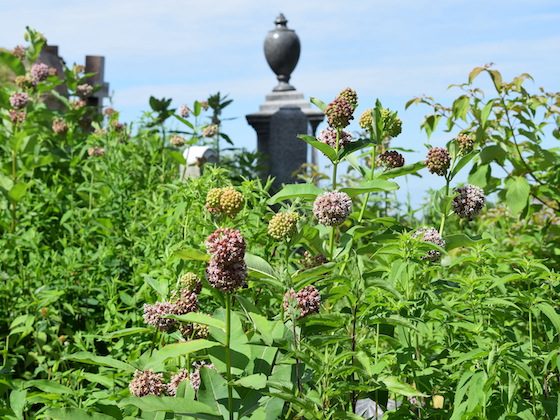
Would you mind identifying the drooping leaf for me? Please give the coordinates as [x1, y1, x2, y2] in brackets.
[234, 373, 267, 390]
[505, 176, 530, 215]
[65, 352, 135, 372]
[174, 247, 210, 262]
[340, 179, 399, 196]
[168, 313, 226, 331]
[120, 396, 220, 417]
[298, 134, 337, 162]
[268, 183, 323, 205]
[141, 340, 220, 370]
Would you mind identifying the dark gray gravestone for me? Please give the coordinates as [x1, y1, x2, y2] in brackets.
[246, 14, 324, 189]
[85, 55, 109, 113]
[268, 107, 308, 189]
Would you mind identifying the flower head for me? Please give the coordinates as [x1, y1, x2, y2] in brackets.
[70, 99, 87, 110]
[268, 212, 299, 240]
[173, 290, 199, 315]
[337, 88, 358, 110]
[205, 228, 246, 264]
[9, 110, 26, 125]
[76, 83, 93, 97]
[129, 370, 166, 397]
[414, 227, 445, 262]
[88, 147, 105, 157]
[206, 259, 247, 293]
[143, 302, 177, 331]
[190, 361, 214, 391]
[180, 272, 202, 294]
[313, 191, 352, 226]
[12, 45, 26, 60]
[283, 285, 321, 319]
[425, 147, 450, 176]
[377, 150, 405, 169]
[452, 184, 485, 219]
[202, 124, 218, 137]
[9, 92, 29, 109]
[325, 97, 354, 129]
[318, 128, 352, 149]
[167, 369, 189, 396]
[359, 109, 373, 129]
[381, 108, 402, 138]
[219, 187, 244, 217]
[52, 118, 68, 134]
[456, 133, 475, 155]
[205, 188, 223, 214]
[178, 105, 190, 118]
[30, 62, 50, 84]
[170, 135, 186, 147]
[300, 252, 328, 269]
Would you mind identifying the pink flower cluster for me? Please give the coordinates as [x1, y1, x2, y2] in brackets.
[313, 191, 352, 226]
[205, 228, 247, 292]
[283, 285, 321, 319]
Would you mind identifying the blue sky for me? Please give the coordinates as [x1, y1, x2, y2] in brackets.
[1, 0, 559, 206]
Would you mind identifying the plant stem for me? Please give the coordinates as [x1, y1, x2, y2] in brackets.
[358, 144, 377, 222]
[329, 130, 341, 259]
[225, 293, 234, 420]
[438, 176, 450, 236]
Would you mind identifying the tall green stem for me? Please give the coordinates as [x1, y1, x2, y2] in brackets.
[358, 144, 377, 222]
[225, 293, 234, 420]
[329, 130, 341, 259]
[438, 177, 450, 236]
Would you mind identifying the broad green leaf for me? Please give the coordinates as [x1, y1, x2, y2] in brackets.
[340, 179, 398, 196]
[0, 173, 14, 192]
[25, 380, 72, 394]
[450, 152, 476, 179]
[65, 352, 135, 372]
[267, 183, 323, 205]
[298, 134, 337, 162]
[120, 396, 220, 417]
[445, 234, 488, 250]
[234, 373, 267, 390]
[245, 253, 278, 281]
[505, 176, 530, 215]
[381, 161, 424, 179]
[8, 183, 28, 203]
[174, 114, 194, 129]
[9, 389, 26, 420]
[174, 247, 210, 262]
[338, 138, 371, 160]
[380, 376, 426, 397]
[168, 313, 226, 331]
[480, 145, 506, 165]
[480, 99, 496, 128]
[198, 367, 240, 418]
[142, 340, 219, 370]
[46, 408, 114, 420]
[536, 303, 560, 336]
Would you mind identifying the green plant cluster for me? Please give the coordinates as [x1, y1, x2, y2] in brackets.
[1, 31, 560, 420]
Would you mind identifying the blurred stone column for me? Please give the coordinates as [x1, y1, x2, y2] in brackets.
[85, 55, 109, 112]
[246, 14, 324, 191]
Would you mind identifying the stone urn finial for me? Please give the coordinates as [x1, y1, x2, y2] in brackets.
[264, 13, 301, 92]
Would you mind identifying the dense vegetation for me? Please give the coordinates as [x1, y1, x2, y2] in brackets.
[1, 30, 560, 419]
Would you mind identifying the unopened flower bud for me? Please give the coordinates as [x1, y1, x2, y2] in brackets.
[218, 187, 244, 217]
[456, 133, 475, 155]
[377, 150, 405, 169]
[9, 92, 29, 109]
[425, 147, 450, 176]
[268, 212, 299, 240]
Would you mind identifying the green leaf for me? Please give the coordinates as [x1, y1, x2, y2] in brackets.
[445, 234, 488, 250]
[505, 176, 530, 215]
[0, 173, 14, 192]
[450, 152, 476, 180]
[25, 380, 72, 394]
[468, 67, 484, 83]
[168, 313, 226, 331]
[120, 396, 220, 417]
[9, 389, 26, 420]
[298, 134, 337, 162]
[45, 408, 115, 420]
[338, 138, 371, 160]
[8, 183, 28, 203]
[65, 352, 135, 372]
[199, 367, 240, 418]
[103, 327, 152, 339]
[174, 247, 210, 262]
[234, 373, 267, 390]
[381, 161, 424, 179]
[480, 145, 506, 164]
[480, 99, 496, 128]
[310, 97, 327, 112]
[245, 253, 278, 281]
[0, 51, 25, 75]
[536, 303, 560, 336]
[488, 69, 503, 92]
[340, 179, 399, 196]
[268, 183, 323, 205]
[142, 340, 220, 370]
[380, 376, 426, 397]
[174, 114, 194, 129]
